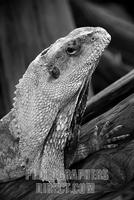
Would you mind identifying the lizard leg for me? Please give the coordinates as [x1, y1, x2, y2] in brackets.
[90, 121, 129, 151]
[72, 121, 129, 165]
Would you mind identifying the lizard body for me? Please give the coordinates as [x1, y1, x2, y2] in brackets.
[0, 27, 118, 185]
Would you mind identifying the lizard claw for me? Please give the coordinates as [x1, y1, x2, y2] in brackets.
[99, 120, 111, 136]
[103, 144, 118, 149]
[107, 134, 130, 143]
[105, 125, 123, 138]
[90, 121, 129, 151]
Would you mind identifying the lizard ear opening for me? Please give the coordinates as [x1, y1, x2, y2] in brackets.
[49, 66, 60, 79]
[40, 47, 50, 56]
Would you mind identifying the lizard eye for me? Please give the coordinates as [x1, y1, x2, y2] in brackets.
[90, 36, 96, 42]
[49, 66, 60, 79]
[66, 40, 81, 56]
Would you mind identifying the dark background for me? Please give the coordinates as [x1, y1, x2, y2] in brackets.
[0, 0, 134, 118]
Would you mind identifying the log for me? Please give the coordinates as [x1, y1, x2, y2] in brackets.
[83, 69, 134, 123]
[80, 93, 134, 166]
[65, 94, 134, 199]
[92, 50, 132, 93]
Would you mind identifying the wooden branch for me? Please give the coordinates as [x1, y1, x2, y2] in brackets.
[83, 69, 134, 123]
[92, 50, 132, 93]
[67, 93, 134, 197]
[81, 93, 134, 147]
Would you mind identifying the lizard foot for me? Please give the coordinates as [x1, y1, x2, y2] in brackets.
[90, 121, 129, 151]
[67, 121, 129, 165]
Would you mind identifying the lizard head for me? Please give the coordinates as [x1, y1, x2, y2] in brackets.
[12, 27, 111, 183]
[36, 27, 111, 103]
[14, 27, 111, 120]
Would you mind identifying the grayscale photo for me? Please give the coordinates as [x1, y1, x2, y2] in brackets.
[0, 0, 134, 200]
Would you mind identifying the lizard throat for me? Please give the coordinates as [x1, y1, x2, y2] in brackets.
[43, 61, 97, 169]
[64, 65, 93, 167]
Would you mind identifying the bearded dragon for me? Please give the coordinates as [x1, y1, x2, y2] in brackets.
[0, 27, 129, 186]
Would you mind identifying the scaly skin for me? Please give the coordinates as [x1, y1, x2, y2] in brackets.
[0, 27, 113, 185]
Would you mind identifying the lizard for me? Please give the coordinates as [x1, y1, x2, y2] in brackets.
[0, 27, 129, 186]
